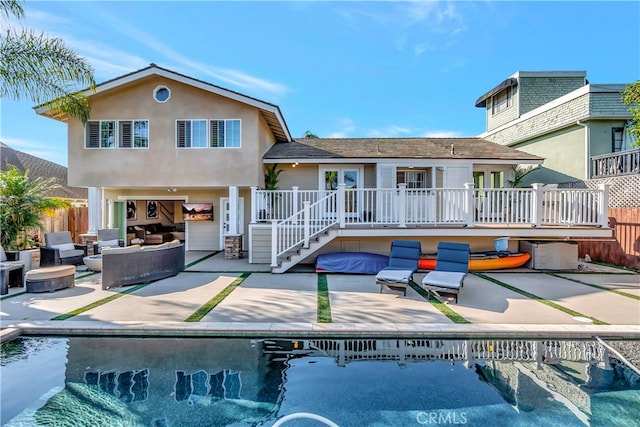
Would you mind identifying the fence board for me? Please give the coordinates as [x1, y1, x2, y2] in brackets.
[578, 207, 640, 270]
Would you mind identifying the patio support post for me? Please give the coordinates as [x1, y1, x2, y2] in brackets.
[87, 187, 101, 234]
[250, 187, 257, 224]
[292, 186, 299, 225]
[464, 183, 474, 227]
[270, 219, 278, 267]
[398, 183, 407, 228]
[531, 183, 543, 227]
[303, 201, 310, 248]
[597, 183, 610, 228]
[338, 183, 346, 228]
[228, 186, 239, 235]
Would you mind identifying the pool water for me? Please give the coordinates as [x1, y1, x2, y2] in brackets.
[1, 337, 639, 426]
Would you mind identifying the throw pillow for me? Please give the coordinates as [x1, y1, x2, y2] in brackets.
[51, 243, 76, 251]
[98, 239, 119, 248]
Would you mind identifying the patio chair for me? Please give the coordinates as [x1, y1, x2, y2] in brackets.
[40, 231, 87, 267]
[421, 242, 470, 303]
[375, 240, 422, 296]
[92, 228, 125, 254]
[1, 245, 25, 295]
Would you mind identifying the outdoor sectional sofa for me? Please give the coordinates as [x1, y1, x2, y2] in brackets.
[101, 240, 185, 289]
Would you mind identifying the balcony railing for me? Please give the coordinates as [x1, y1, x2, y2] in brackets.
[591, 148, 640, 178]
[252, 184, 610, 266]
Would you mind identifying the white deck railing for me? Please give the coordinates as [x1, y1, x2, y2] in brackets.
[591, 148, 640, 178]
[252, 183, 610, 265]
[304, 339, 607, 365]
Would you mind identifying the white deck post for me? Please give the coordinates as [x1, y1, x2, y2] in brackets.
[337, 183, 346, 228]
[598, 183, 610, 228]
[250, 186, 257, 224]
[228, 186, 239, 235]
[464, 183, 474, 227]
[292, 186, 299, 225]
[303, 201, 310, 248]
[398, 183, 407, 228]
[531, 183, 543, 227]
[270, 219, 278, 267]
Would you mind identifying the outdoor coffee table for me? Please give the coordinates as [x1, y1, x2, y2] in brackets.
[83, 255, 103, 272]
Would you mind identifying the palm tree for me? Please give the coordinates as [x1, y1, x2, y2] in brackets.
[0, 0, 96, 123]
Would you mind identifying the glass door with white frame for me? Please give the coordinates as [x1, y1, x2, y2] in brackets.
[320, 166, 362, 220]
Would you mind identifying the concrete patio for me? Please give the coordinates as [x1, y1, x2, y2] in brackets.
[1, 250, 638, 343]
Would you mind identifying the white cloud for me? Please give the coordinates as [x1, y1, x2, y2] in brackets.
[367, 125, 413, 138]
[422, 130, 464, 138]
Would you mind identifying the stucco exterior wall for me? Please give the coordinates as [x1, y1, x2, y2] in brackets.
[588, 120, 629, 157]
[512, 126, 586, 183]
[68, 75, 268, 188]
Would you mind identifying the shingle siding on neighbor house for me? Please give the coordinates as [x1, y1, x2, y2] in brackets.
[483, 93, 590, 146]
[486, 87, 519, 131]
[518, 76, 585, 115]
[589, 90, 631, 116]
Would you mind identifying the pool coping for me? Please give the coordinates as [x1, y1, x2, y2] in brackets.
[2, 321, 639, 343]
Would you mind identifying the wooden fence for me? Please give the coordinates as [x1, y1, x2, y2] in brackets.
[578, 208, 640, 270]
[37, 207, 89, 244]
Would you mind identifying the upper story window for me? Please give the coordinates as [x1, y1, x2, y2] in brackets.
[491, 87, 512, 115]
[177, 120, 207, 148]
[612, 127, 624, 152]
[176, 119, 241, 148]
[153, 85, 171, 103]
[85, 120, 149, 149]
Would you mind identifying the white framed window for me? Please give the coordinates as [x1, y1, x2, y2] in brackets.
[176, 119, 241, 148]
[397, 169, 429, 188]
[176, 119, 207, 148]
[85, 120, 116, 148]
[210, 119, 241, 148]
[118, 120, 149, 148]
[491, 87, 512, 115]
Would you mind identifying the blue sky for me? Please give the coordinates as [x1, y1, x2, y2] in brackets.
[1, 1, 639, 166]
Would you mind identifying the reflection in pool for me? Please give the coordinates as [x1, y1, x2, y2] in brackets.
[1, 337, 639, 426]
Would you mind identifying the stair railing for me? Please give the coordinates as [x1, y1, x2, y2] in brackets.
[271, 190, 339, 267]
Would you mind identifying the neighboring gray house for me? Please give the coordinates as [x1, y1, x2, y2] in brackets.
[0, 142, 87, 204]
[476, 71, 638, 185]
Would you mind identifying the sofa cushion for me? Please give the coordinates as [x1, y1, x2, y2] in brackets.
[59, 249, 86, 259]
[102, 246, 141, 255]
[51, 243, 76, 252]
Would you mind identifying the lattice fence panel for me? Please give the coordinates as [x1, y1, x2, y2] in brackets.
[559, 175, 640, 208]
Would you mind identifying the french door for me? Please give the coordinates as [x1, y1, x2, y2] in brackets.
[319, 166, 362, 219]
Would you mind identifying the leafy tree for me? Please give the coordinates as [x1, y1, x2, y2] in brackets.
[302, 130, 319, 138]
[621, 80, 640, 147]
[0, 165, 70, 250]
[506, 164, 539, 188]
[0, 0, 95, 123]
[264, 164, 283, 190]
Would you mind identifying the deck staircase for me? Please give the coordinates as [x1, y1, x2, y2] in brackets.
[271, 227, 337, 273]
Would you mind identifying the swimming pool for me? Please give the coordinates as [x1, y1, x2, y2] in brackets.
[2, 336, 639, 426]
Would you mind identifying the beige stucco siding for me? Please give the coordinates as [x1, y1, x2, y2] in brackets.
[277, 164, 319, 190]
[68, 76, 268, 188]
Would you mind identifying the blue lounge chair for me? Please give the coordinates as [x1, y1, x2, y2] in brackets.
[421, 242, 470, 303]
[375, 240, 422, 296]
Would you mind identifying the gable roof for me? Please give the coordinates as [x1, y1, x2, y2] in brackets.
[263, 137, 544, 163]
[35, 63, 292, 142]
[0, 142, 87, 200]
